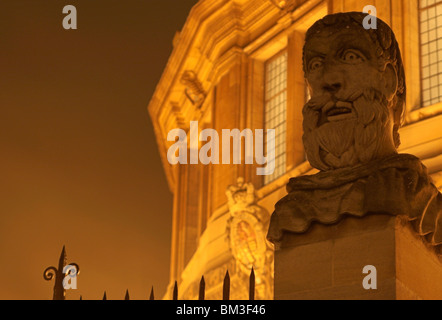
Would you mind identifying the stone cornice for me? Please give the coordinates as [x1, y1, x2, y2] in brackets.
[147, 0, 300, 191]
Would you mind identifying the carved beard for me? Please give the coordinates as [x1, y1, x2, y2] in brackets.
[302, 88, 391, 171]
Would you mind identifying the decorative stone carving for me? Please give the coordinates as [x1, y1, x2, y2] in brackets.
[267, 12, 442, 255]
[180, 70, 206, 109]
[226, 177, 274, 299]
[170, 102, 186, 128]
[268, 0, 303, 13]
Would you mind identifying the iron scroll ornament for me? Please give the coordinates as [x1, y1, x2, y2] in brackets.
[43, 246, 80, 300]
[43, 263, 80, 281]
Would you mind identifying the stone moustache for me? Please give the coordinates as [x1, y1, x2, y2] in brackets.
[267, 12, 442, 254]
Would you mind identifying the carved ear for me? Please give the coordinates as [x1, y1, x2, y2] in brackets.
[383, 63, 398, 102]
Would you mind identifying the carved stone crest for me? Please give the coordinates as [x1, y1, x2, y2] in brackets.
[226, 177, 273, 299]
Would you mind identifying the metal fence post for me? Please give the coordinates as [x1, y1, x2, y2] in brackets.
[173, 281, 178, 300]
[223, 270, 230, 300]
[249, 267, 255, 300]
[150, 286, 155, 300]
[199, 276, 205, 300]
[43, 245, 79, 300]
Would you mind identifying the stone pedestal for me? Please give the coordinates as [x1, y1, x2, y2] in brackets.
[274, 214, 442, 300]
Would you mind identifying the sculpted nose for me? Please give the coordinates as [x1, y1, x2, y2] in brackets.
[322, 82, 342, 94]
[323, 82, 341, 94]
[321, 65, 344, 94]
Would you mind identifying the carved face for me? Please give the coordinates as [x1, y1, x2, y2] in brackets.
[236, 177, 245, 188]
[302, 26, 399, 171]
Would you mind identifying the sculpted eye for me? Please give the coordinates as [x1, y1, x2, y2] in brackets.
[308, 57, 324, 72]
[341, 49, 365, 64]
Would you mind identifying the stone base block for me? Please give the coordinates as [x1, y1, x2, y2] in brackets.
[274, 214, 442, 300]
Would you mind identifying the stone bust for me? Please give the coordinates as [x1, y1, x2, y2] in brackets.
[302, 12, 405, 171]
[267, 12, 441, 253]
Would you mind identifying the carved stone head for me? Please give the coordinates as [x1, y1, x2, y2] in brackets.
[302, 12, 406, 171]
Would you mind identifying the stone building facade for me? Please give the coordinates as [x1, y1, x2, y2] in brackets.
[148, 0, 442, 299]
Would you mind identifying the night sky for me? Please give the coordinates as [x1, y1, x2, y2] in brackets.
[0, 0, 198, 299]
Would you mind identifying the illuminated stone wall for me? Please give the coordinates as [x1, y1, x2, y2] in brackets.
[148, 0, 442, 299]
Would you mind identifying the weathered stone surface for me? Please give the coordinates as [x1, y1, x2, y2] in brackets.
[268, 11, 442, 254]
[268, 153, 442, 250]
[269, 11, 442, 300]
[275, 214, 396, 299]
[395, 217, 442, 299]
[274, 215, 442, 299]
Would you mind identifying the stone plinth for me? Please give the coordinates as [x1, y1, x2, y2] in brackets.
[274, 214, 442, 300]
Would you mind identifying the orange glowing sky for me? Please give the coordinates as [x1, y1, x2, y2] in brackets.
[0, 0, 198, 300]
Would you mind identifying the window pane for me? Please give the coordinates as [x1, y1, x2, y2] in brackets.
[420, 1, 442, 107]
[264, 51, 287, 185]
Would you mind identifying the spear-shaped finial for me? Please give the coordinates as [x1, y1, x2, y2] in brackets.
[249, 267, 255, 300]
[53, 245, 67, 300]
[43, 245, 79, 300]
[124, 289, 130, 300]
[149, 286, 155, 300]
[223, 270, 230, 300]
[199, 276, 205, 300]
[173, 281, 178, 300]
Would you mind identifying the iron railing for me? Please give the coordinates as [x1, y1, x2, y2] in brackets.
[44, 246, 256, 300]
